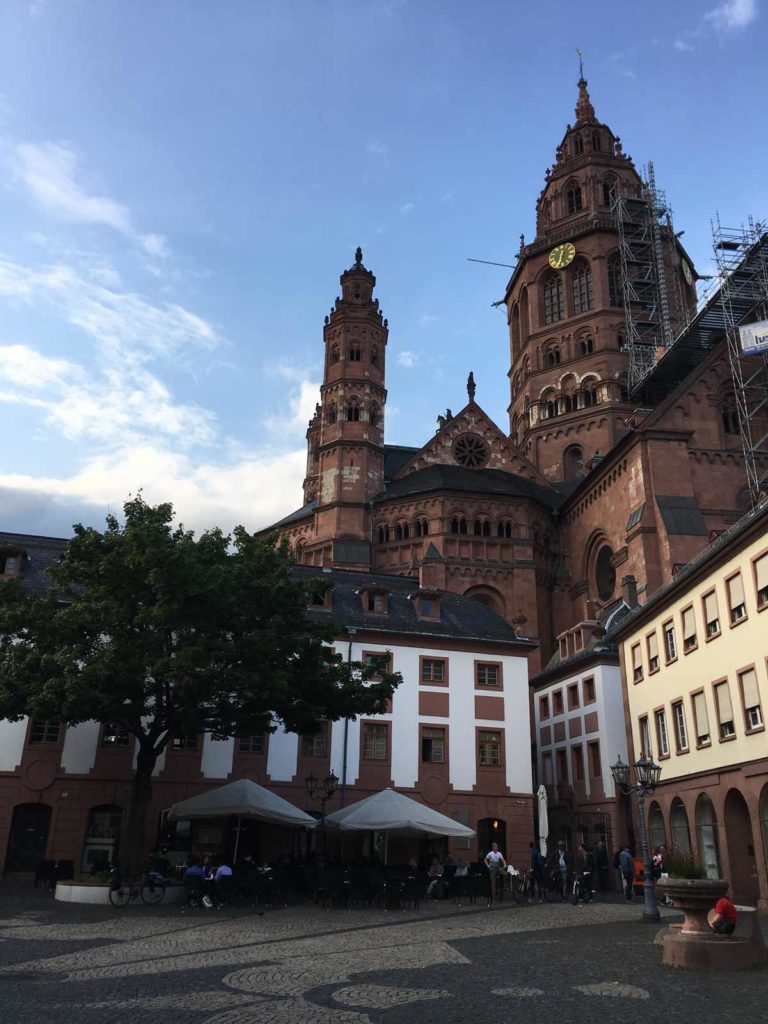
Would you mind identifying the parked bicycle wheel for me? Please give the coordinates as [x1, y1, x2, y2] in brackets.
[140, 880, 166, 905]
[109, 885, 132, 908]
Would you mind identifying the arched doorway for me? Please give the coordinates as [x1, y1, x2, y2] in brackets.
[5, 803, 52, 873]
[670, 798, 691, 853]
[648, 801, 666, 850]
[695, 794, 722, 879]
[724, 788, 759, 903]
[477, 817, 507, 860]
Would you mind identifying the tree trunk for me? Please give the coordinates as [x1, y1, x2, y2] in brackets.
[121, 743, 158, 877]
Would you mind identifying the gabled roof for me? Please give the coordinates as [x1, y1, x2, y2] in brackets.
[269, 501, 316, 530]
[294, 565, 533, 647]
[0, 531, 69, 597]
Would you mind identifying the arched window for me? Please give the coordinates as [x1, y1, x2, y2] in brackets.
[566, 181, 583, 215]
[370, 402, 380, 428]
[592, 131, 602, 152]
[578, 335, 594, 356]
[722, 397, 740, 435]
[563, 445, 583, 479]
[326, 401, 337, 424]
[648, 801, 667, 850]
[420, 518, 429, 536]
[595, 545, 616, 601]
[348, 344, 362, 362]
[395, 524, 403, 541]
[459, 517, 467, 535]
[371, 346, 380, 368]
[572, 136, 584, 156]
[497, 520, 513, 539]
[377, 526, 385, 544]
[546, 399, 558, 419]
[402, 522, 409, 539]
[583, 381, 599, 407]
[602, 175, 617, 206]
[572, 261, 593, 314]
[546, 345, 561, 366]
[346, 397, 360, 421]
[510, 303, 521, 360]
[451, 517, 460, 535]
[543, 273, 564, 324]
[330, 345, 340, 364]
[695, 794, 722, 879]
[562, 394, 573, 414]
[617, 332, 627, 352]
[608, 258, 623, 307]
[670, 798, 692, 853]
[618, 377, 630, 402]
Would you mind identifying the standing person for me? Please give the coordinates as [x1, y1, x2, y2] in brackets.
[484, 842, 507, 900]
[528, 841, 545, 902]
[573, 843, 594, 902]
[553, 841, 571, 898]
[619, 845, 635, 902]
[595, 840, 609, 893]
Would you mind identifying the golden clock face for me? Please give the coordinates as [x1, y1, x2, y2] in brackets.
[682, 259, 693, 285]
[549, 242, 576, 270]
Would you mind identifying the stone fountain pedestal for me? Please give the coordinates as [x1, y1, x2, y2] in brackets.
[657, 878, 766, 970]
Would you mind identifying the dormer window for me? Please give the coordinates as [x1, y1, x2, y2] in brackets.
[360, 587, 389, 615]
[309, 582, 332, 610]
[411, 590, 441, 621]
[0, 552, 20, 577]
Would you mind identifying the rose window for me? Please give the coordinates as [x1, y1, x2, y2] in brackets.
[452, 434, 490, 469]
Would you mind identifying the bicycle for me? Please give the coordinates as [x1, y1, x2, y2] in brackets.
[512, 870, 542, 904]
[109, 869, 166, 908]
[571, 871, 594, 905]
[542, 867, 567, 902]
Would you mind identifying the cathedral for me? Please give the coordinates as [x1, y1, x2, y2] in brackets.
[269, 73, 750, 674]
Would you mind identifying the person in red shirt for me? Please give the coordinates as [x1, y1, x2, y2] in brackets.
[709, 897, 737, 935]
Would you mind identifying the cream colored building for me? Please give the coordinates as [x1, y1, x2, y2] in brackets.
[612, 499, 768, 907]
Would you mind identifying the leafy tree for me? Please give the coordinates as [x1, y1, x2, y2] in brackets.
[0, 497, 400, 873]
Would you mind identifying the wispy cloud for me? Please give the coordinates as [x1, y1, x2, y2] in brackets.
[398, 350, 418, 368]
[608, 52, 637, 79]
[705, 0, 756, 30]
[418, 314, 437, 327]
[263, 378, 320, 437]
[399, 202, 415, 215]
[366, 140, 389, 157]
[12, 142, 169, 259]
[673, 38, 695, 51]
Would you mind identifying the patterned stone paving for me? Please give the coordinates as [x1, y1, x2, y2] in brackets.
[0, 885, 766, 1024]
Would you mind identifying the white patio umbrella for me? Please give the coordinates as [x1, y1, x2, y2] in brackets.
[537, 784, 549, 858]
[324, 788, 475, 864]
[167, 778, 316, 861]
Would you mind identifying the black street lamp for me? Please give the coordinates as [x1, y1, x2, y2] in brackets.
[611, 754, 662, 922]
[305, 770, 338, 862]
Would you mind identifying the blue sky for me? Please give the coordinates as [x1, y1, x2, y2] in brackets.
[0, 0, 766, 538]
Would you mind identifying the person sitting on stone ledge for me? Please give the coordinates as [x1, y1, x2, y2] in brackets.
[709, 896, 737, 935]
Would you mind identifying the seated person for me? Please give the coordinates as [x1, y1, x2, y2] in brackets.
[426, 856, 444, 898]
[184, 860, 205, 879]
[709, 896, 737, 935]
[215, 862, 233, 882]
[201, 855, 214, 880]
[454, 859, 469, 878]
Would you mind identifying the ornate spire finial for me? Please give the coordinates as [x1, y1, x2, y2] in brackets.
[575, 71, 596, 124]
[467, 371, 476, 402]
[355, 246, 363, 266]
[577, 47, 584, 81]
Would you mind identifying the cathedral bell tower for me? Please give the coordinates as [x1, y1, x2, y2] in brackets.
[505, 75, 696, 482]
[303, 248, 388, 566]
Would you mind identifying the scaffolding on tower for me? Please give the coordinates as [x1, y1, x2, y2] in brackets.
[712, 216, 768, 507]
[612, 161, 682, 390]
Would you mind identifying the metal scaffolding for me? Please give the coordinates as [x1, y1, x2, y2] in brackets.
[712, 216, 768, 506]
[612, 162, 679, 390]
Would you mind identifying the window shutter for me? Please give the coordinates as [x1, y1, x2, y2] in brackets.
[648, 633, 658, 660]
[682, 607, 695, 639]
[704, 591, 719, 624]
[740, 668, 760, 709]
[754, 554, 768, 594]
[716, 683, 733, 723]
[693, 692, 710, 739]
[632, 645, 641, 670]
[728, 574, 745, 610]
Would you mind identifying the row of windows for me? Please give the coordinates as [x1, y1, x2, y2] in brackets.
[543, 263, 595, 324]
[541, 739, 603, 786]
[630, 554, 768, 682]
[326, 398, 381, 426]
[510, 328, 627, 393]
[538, 675, 596, 720]
[328, 344, 381, 368]
[376, 518, 429, 543]
[375, 517, 518, 542]
[449, 517, 515, 538]
[640, 661, 766, 759]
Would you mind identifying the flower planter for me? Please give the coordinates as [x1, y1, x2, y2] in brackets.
[657, 877, 728, 934]
[55, 882, 184, 905]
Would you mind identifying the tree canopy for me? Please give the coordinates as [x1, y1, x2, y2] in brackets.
[0, 496, 401, 870]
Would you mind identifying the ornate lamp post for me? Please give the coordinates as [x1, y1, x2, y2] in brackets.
[305, 770, 339, 862]
[611, 754, 662, 923]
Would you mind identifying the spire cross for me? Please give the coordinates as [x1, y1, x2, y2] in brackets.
[577, 47, 584, 80]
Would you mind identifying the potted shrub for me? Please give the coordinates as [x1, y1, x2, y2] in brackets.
[658, 849, 728, 934]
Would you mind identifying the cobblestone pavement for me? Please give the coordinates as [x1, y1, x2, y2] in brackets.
[1, 883, 766, 1024]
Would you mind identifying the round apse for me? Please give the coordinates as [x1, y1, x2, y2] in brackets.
[452, 433, 490, 469]
[595, 545, 616, 601]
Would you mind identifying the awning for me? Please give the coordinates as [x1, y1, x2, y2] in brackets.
[324, 788, 475, 837]
[167, 778, 316, 829]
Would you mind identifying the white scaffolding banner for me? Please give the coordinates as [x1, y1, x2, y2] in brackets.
[739, 320, 768, 355]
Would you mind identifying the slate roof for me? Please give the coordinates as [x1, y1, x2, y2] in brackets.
[0, 532, 69, 597]
[383, 445, 420, 481]
[293, 564, 533, 647]
[374, 464, 562, 509]
[529, 597, 632, 687]
[269, 501, 316, 530]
